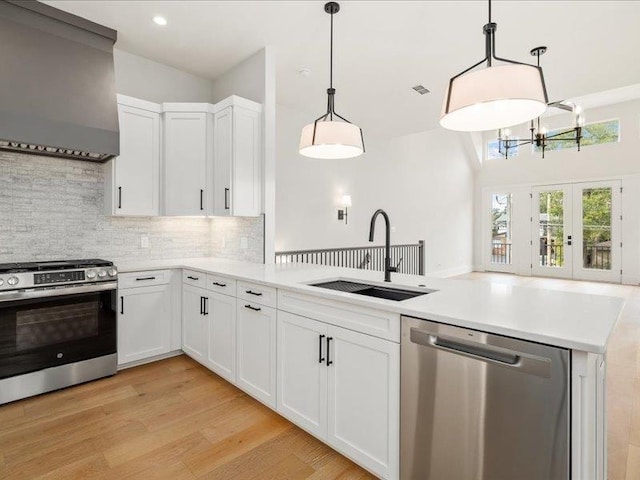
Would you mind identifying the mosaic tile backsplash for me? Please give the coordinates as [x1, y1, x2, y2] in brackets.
[0, 152, 264, 264]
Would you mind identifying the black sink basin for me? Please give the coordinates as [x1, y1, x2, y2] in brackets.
[310, 280, 433, 301]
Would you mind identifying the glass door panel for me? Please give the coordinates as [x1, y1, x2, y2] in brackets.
[572, 181, 621, 282]
[490, 193, 513, 267]
[531, 186, 573, 279]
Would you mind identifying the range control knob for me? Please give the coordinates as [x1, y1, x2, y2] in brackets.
[7, 276, 19, 286]
[0, 278, 4, 287]
[107, 268, 118, 277]
[86, 270, 97, 280]
[97, 270, 107, 278]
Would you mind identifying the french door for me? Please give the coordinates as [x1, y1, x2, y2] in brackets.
[531, 181, 621, 282]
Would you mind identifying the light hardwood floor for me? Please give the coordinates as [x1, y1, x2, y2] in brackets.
[1, 273, 638, 479]
[0, 355, 375, 480]
[457, 272, 640, 480]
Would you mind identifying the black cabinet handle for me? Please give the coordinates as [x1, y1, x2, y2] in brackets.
[224, 188, 230, 210]
[135, 276, 156, 281]
[200, 296, 204, 315]
[117, 186, 122, 209]
[326, 337, 333, 366]
[187, 276, 199, 281]
[213, 282, 227, 287]
[203, 297, 209, 315]
[200, 189, 204, 211]
[245, 290, 263, 296]
[318, 334, 326, 363]
[244, 304, 261, 312]
[120, 296, 124, 315]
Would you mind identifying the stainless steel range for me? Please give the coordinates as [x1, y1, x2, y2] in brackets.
[0, 259, 118, 404]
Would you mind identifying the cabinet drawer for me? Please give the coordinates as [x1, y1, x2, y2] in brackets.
[278, 289, 400, 342]
[183, 269, 206, 288]
[118, 270, 171, 289]
[206, 273, 237, 296]
[237, 281, 277, 308]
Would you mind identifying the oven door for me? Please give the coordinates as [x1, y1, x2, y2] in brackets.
[0, 282, 117, 380]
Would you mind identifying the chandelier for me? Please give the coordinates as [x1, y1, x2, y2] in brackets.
[497, 47, 585, 159]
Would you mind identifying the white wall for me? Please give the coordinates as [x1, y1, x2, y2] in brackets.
[276, 104, 475, 277]
[475, 99, 640, 283]
[114, 49, 215, 103]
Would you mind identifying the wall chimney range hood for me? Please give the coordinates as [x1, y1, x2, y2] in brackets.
[0, 1, 119, 162]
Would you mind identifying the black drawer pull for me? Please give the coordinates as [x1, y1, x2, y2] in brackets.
[136, 276, 156, 281]
[187, 276, 199, 281]
[200, 189, 204, 211]
[244, 304, 261, 312]
[326, 337, 333, 366]
[245, 290, 263, 296]
[203, 297, 209, 315]
[120, 296, 124, 315]
[200, 296, 204, 315]
[213, 282, 227, 287]
[224, 187, 230, 210]
[318, 334, 325, 363]
[117, 186, 122, 209]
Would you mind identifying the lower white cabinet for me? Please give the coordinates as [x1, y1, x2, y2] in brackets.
[277, 312, 327, 438]
[205, 291, 237, 382]
[182, 284, 208, 363]
[277, 311, 399, 480]
[118, 283, 171, 365]
[236, 301, 277, 408]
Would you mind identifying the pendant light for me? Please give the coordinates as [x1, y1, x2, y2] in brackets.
[440, 0, 549, 132]
[299, 2, 364, 159]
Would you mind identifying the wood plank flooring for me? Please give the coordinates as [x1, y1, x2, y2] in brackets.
[2, 273, 639, 479]
[0, 355, 375, 480]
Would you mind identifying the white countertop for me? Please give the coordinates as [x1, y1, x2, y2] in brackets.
[116, 257, 625, 354]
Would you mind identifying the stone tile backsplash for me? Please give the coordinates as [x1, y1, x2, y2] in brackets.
[0, 151, 264, 264]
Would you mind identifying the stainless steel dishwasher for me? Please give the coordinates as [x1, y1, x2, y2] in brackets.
[401, 316, 569, 480]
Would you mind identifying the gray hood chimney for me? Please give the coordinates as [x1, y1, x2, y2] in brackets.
[0, 0, 119, 162]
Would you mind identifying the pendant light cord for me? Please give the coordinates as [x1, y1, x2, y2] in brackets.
[330, 10, 334, 90]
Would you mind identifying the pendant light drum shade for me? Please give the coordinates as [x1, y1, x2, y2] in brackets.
[299, 121, 364, 159]
[440, 64, 548, 132]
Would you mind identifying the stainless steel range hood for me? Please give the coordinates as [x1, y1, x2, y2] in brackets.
[0, 1, 119, 162]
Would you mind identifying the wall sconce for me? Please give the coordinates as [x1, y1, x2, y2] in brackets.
[338, 195, 352, 224]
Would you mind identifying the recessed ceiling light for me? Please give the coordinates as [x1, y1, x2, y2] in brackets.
[153, 15, 167, 26]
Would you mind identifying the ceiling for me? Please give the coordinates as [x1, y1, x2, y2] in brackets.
[44, 1, 640, 138]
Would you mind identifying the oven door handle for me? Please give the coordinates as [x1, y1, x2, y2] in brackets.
[0, 282, 118, 302]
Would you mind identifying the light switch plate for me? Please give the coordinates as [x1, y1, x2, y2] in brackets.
[240, 237, 248, 249]
[140, 236, 149, 248]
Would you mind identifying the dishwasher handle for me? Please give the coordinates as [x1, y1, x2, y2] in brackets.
[434, 336, 519, 365]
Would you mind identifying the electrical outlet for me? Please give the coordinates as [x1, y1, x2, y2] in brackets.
[240, 237, 248, 249]
[140, 236, 149, 248]
[391, 226, 397, 233]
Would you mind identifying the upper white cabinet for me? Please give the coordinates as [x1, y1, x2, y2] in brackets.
[162, 105, 213, 216]
[213, 96, 263, 217]
[105, 95, 160, 216]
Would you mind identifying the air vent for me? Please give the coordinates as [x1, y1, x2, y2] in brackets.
[412, 85, 430, 95]
[0, 140, 108, 161]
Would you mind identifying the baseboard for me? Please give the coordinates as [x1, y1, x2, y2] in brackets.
[622, 275, 640, 286]
[117, 350, 183, 371]
[472, 265, 485, 272]
[428, 265, 473, 278]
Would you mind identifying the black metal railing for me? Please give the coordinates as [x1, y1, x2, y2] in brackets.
[583, 244, 611, 270]
[491, 241, 512, 265]
[275, 240, 425, 276]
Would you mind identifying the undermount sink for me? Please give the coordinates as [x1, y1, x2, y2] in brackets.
[310, 280, 435, 301]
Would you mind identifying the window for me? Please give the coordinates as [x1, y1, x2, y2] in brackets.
[491, 193, 512, 265]
[536, 119, 619, 152]
[487, 139, 519, 160]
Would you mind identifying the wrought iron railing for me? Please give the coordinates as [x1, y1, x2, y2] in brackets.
[583, 244, 611, 270]
[275, 240, 425, 276]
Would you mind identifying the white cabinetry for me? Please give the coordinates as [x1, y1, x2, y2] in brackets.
[105, 95, 160, 216]
[206, 291, 237, 382]
[213, 96, 263, 217]
[236, 301, 277, 408]
[276, 311, 399, 480]
[117, 271, 172, 365]
[162, 105, 213, 216]
[182, 283, 208, 363]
